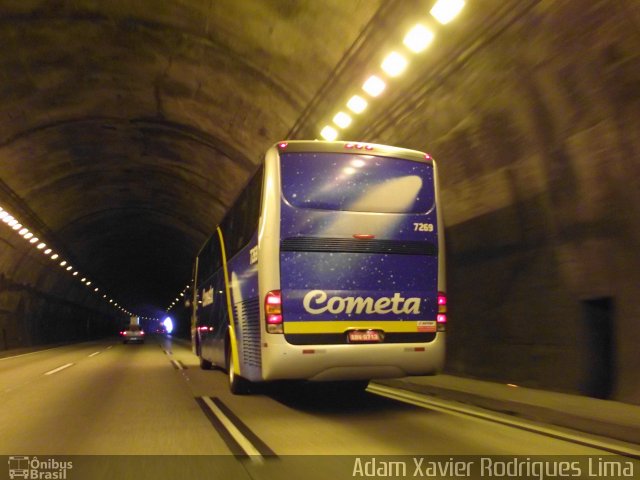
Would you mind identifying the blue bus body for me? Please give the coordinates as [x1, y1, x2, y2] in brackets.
[192, 141, 446, 393]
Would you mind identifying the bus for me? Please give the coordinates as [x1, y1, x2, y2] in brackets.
[191, 140, 446, 394]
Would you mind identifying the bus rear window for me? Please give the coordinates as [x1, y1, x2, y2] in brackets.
[280, 152, 434, 214]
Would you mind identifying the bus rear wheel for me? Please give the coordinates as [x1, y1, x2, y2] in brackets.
[226, 345, 250, 395]
[199, 354, 212, 370]
[198, 340, 212, 369]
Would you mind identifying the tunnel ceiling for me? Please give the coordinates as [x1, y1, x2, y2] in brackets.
[0, 0, 415, 316]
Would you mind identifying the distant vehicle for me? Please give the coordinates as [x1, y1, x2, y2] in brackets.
[121, 324, 145, 344]
[191, 140, 446, 394]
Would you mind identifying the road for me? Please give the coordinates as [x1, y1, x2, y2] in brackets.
[0, 336, 636, 479]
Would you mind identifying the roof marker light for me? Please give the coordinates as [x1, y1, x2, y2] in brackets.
[19, 228, 29, 235]
[12, 223, 22, 230]
[403, 24, 435, 53]
[24, 232, 33, 239]
[44, 249, 52, 254]
[346, 143, 374, 151]
[66, 266, 72, 271]
[29, 237, 38, 244]
[37, 243, 46, 249]
[362, 75, 386, 97]
[278, 142, 288, 149]
[60, 261, 67, 266]
[430, 0, 465, 25]
[51, 254, 59, 260]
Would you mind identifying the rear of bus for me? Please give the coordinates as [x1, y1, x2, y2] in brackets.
[259, 141, 446, 383]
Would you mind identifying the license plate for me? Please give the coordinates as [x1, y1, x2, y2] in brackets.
[347, 330, 383, 343]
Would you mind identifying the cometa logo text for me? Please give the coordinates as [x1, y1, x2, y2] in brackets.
[302, 290, 421, 315]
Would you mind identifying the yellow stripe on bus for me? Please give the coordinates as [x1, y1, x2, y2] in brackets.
[283, 321, 431, 334]
[216, 226, 241, 376]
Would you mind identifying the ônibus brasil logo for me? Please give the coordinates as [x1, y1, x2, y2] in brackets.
[8, 456, 73, 479]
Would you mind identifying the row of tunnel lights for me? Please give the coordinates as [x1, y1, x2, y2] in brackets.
[319, 0, 466, 141]
[163, 1, 466, 312]
[166, 283, 191, 312]
[0, 205, 136, 318]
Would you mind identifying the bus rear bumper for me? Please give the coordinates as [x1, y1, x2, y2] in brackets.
[260, 333, 445, 382]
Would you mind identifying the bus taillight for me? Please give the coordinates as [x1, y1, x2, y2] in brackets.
[437, 292, 447, 328]
[265, 290, 283, 334]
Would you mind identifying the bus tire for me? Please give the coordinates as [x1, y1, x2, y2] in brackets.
[226, 343, 250, 395]
[200, 355, 212, 370]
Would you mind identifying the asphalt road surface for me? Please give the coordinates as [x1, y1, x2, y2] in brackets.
[0, 337, 635, 480]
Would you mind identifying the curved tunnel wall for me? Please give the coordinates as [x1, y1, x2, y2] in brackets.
[0, 223, 120, 349]
[0, 0, 638, 405]
[374, 0, 640, 402]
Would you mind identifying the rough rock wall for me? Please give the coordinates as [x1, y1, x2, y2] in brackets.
[387, 0, 640, 403]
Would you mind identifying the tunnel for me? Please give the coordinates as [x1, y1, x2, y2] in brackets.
[0, 0, 639, 406]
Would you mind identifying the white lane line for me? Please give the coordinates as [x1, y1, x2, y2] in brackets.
[88, 351, 101, 358]
[201, 396, 262, 460]
[171, 359, 184, 370]
[43, 363, 74, 376]
[368, 383, 640, 459]
[106, 345, 113, 350]
[0, 345, 67, 362]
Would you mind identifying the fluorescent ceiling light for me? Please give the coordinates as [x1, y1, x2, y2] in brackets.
[404, 24, 434, 53]
[347, 95, 368, 114]
[381, 52, 408, 77]
[333, 112, 352, 129]
[320, 126, 338, 141]
[362, 75, 386, 97]
[430, 0, 465, 25]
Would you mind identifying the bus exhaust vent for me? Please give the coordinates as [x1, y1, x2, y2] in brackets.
[281, 237, 437, 256]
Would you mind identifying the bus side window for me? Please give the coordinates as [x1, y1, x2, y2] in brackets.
[220, 167, 263, 260]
